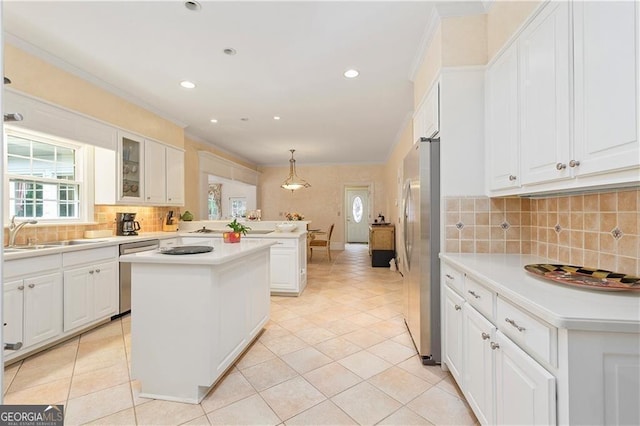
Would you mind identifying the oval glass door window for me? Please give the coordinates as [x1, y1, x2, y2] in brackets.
[352, 196, 363, 223]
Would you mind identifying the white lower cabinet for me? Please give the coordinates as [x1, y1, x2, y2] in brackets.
[268, 235, 307, 296]
[462, 304, 496, 425]
[3, 273, 63, 355]
[443, 286, 464, 383]
[443, 260, 556, 425]
[494, 330, 556, 425]
[63, 260, 118, 332]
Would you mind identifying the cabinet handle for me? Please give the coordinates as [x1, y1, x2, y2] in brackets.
[569, 160, 580, 168]
[17, 285, 24, 291]
[467, 290, 480, 299]
[454, 304, 462, 311]
[505, 317, 526, 332]
[147, 197, 151, 200]
[89, 270, 95, 274]
[490, 342, 500, 350]
[28, 284, 35, 289]
[556, 162, 567, 170]
[445, 274, 454, 280]
[95, 269, 101, 273]
[481, 332, 490, 340]
[508, 174, 517, 181]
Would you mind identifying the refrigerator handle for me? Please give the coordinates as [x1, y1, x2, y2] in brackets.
[401, 180, 411, 271]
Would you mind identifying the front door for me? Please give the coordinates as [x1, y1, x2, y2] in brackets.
[345, 188, 369, 243]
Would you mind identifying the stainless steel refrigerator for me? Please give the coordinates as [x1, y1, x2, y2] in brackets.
[401, 136, 441, 365]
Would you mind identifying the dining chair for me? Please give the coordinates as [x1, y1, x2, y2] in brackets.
[309, 224, 334, 261]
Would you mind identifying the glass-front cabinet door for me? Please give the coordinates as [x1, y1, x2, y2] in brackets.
[118, 132, 144, 202]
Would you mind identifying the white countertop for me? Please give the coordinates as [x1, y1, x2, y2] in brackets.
[120, 239, 276, 265]
[440, 253, 640, 333]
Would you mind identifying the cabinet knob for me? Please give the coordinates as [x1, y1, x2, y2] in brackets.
[89, 270, 95, 274]
[445, 274, 454, 280]
[505, 317, 526, 332]
[481, 332, 490, 340]
[17, 285, 24, 291]
[508, 174, 517, 181]
[490, 342, 500, 350]
[28, 284, 35, 289]
[95, 269, 101, 273]
[147, 197, 151, 200]
[454, 304, 462, 311]
[556, 162, 567, 170]
[467, 290, 480, 299]
[569, 159, 580, 168]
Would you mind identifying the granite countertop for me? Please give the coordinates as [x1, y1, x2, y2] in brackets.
[440, 253, 640, 333]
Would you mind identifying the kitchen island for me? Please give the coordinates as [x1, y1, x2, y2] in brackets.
[119, 239, 275, 403]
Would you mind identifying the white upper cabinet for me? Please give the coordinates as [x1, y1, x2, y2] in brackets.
[414, 82, 440, 140]
[143, 139, 166, 204]
[166, 146, 185, 205]
[486, 43, 520, 191]
[486, 1, 639, 196]
[573, 1, 639, 176]
[519, 1, 571, 186]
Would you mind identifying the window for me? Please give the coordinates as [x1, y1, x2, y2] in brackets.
[5, 130, 83, 220]
[352, 196, 364, 223]
[229, 197, 246, 218]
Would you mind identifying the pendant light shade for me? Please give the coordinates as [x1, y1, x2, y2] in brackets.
[281, 149, 311, 191]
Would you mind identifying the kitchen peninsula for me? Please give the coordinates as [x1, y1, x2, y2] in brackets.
[119, 239, 275, 403]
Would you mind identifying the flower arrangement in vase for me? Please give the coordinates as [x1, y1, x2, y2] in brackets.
[285, 212, 304, 221]
[223, 218, 251, 243]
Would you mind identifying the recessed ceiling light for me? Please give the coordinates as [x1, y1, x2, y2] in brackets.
[180, 80, 196, 89]
[344, 69, 360, 79]
[223, 48, 237, 56]
[210, 119, 218, 123]
[273, 116, 281, 120]
[184, 1, 201, 11]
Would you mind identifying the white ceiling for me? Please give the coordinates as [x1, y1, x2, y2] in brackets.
[3, 1, 441, 166]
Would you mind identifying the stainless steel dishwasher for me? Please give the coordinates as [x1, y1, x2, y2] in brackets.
[117, 239, 160, 316]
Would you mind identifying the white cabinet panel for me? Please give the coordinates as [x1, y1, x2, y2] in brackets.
[93, 261, 119, 319]
[144, 140, 167, 204]
[23, 273, 63, 347]
[270, 245, 297, 292]
[166, 146, 185, 205]
[444, 286, 464, 383]
[573, 1, 639, 176]
[486, 43, 520, 191]
[495, 331, 556, 426]
[3, 280, 25, 355]
[463, 304, 495, 425]
[414, 82, 440, 141]
[63, 267, 93, 332]
[519, 1, 571, 185]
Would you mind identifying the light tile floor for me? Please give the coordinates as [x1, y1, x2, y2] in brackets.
[3, 244, 477, 425]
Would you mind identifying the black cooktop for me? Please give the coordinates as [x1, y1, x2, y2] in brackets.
[160, 246, 214, 255]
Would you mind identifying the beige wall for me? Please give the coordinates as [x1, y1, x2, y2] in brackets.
[258, 164, 387, 245]
[183, 136, 257, 220]
[4, 44, 184, 147]
[486, 0, 541, 62]
[442, 14, 488, 67]
[383, 120, 414, 233]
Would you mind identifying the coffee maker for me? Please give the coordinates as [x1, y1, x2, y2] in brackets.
[116, 212, 141, 236]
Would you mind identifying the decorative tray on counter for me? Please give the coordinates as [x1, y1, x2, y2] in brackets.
[524, 264, 640, 292]
[160, 246, 213, 255]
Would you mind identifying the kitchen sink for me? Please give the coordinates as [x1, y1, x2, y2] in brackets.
[45, 239, 107, 246]
[4, 239, 108, 252]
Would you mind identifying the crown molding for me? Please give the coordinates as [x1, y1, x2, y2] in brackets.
[5, 32, 187, 129]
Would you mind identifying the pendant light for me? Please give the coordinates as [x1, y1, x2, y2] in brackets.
[281, 149, 311, 191]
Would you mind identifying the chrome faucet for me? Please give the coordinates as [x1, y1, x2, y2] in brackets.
[8, 216, 38, 247]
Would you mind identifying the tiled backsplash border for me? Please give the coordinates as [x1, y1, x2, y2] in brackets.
[444, 188, 640, 276]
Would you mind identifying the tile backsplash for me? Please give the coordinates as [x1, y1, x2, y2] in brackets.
[444, 188, 639, 276]
[3, 205, 175, 246]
